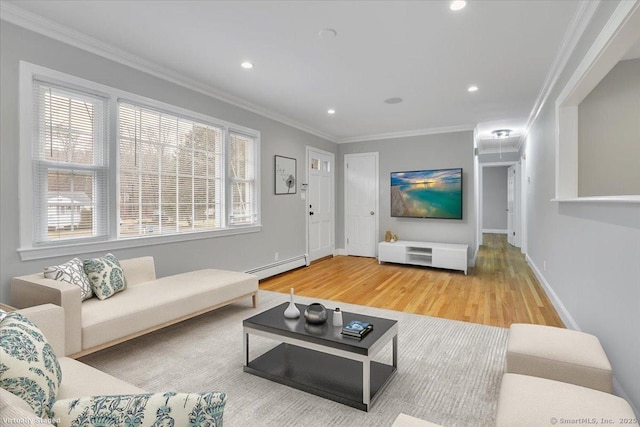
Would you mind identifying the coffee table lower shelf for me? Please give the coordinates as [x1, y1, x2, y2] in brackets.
[244, 343, 396, 411]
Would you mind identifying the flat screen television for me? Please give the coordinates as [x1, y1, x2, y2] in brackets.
[391, 168, 463, 219]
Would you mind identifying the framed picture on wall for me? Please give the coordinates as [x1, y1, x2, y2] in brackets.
[275, 155, 297, 194]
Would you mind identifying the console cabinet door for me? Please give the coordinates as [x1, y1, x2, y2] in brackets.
[378, 244, 406, 264]
[432, 248, 466, 271]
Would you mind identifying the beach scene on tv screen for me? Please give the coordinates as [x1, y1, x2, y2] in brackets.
[391, 169, 462, 219]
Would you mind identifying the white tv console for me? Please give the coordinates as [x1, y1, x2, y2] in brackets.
[378, 240, 468, 275]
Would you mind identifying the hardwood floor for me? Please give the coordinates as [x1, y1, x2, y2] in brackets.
[260, 234, 565, 329]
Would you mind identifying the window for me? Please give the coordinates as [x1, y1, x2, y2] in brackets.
[118, 103, 224, 237]
[229, 132, 257, 225]
[20, 62, 260, 259]
[32, 81, 109, 244]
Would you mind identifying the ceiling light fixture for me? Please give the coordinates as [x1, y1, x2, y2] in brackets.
[467, 85, 478, 92]
[327, 109, 336, 115]
[241, 61, 254, 69]
[450, 0, 467, 11]
[492, 129, 511, 159]
[491, 129, 511, 139]
[384, 97, 403, 104]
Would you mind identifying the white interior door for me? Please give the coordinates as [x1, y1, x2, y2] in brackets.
[345, 152, 378, 257]
[507, 165, 515, 246]
[307, 149, 335, 261]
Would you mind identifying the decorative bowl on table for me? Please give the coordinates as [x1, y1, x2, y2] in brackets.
[303, 303, 328, 325]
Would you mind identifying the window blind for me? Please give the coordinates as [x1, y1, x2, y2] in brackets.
[32, 81, 109, 243]
[118, 103, 224, 237]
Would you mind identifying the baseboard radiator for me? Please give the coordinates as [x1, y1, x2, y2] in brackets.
[245, 254, 308, 280]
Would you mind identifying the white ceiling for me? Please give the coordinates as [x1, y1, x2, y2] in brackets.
[3, 0, 583, 148]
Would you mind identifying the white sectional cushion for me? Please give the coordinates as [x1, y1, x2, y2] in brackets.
[57, 357, 144, 399]
[507, 323, 612, 392]
[79, 269, 257, 350]
[119, 256, 156, 286]
[44, 258, 93, 301]
[83, 253, 127, 300]
[496, 374, 638, 427]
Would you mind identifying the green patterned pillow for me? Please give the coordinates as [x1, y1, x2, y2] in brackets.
[0, 312, 62, 418]
[83, 253, 127, 300]
[52, 391, 226, 427]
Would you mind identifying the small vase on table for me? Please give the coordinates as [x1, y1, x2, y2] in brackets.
[332, 308, 343, 327]
[284, 288, 300, 319]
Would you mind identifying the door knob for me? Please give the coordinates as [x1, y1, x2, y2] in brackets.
[310, 211, 314, 216]
[370, 211, 375, 215]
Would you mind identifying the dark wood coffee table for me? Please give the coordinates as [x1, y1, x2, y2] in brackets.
[243, 302, 398, 411]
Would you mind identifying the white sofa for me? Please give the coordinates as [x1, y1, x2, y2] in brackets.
[1, 304, 225, 426]
[0, 304, 143, 424]
[11, 256, 258, 357]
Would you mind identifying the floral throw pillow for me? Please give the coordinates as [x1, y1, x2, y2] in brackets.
[44, 258, 93, 301]
[52, 391, 226, 427]
[0, 312, 62, 418]
[83, 253, 127, 300]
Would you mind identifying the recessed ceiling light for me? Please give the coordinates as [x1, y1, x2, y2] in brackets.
[467, 85, 478, 92]
[384, 97, 403, 104]
[450, 0, 467, 11]
[318, 28, 338, 39]
[241, 61, 254, 69]
[327, 109, 336, 115]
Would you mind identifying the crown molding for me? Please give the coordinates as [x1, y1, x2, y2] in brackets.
[0, 2, 339, 143]
[517, 0, 601, 151]
[338, 124, 475, 144]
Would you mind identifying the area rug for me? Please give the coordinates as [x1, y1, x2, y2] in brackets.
[79, 291, 508, 426]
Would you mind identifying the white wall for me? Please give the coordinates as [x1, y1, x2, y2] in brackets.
[482, 166, 508, 231]
[336, 131, 476, 262]
[578, 58, 640, 196]
[0, 22, 337, 302]
[526, 0, 640, 412]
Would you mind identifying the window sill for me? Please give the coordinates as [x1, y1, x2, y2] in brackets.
[551, 195, 640, 204]
[17, 225, 262, 261]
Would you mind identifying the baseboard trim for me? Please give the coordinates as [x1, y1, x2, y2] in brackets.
[336, 248, 348, 256]
[526, 255, 580, 331]
[483, 229, 508, 234]
[245, 255, 308, 280]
